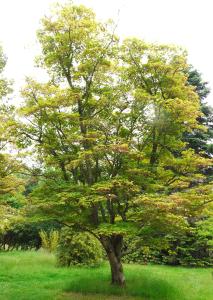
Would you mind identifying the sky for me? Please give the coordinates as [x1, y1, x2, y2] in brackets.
[0, 0, 212, 105]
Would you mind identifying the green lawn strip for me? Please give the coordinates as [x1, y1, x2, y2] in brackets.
[59, 292, 140, 300]
[0, 251, 212, 300]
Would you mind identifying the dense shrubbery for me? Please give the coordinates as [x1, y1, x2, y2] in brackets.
[122, 221, 213, 267]
[0, 221, 61, 251]
[57, 228, 103, 267]
[122, 236, 159, 265]
[158, 234, 212, 267]
[0, 220, 211, 268]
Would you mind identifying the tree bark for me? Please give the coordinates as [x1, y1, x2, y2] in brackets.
[100, 235, 125, 286]
[150, 128, 158, 167]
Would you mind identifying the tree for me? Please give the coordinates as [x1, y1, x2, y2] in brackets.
[0, 46, 24, 231]
[17, 3, 211, 286]
[184, 66, 213, 158]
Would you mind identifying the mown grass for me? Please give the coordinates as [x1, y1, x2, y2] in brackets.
[0, 251, 212, 300]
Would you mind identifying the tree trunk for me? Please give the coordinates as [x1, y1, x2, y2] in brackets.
[100, 235, 125, 286]
[107, 247, 125, 286]
[150, 130, 158, 167]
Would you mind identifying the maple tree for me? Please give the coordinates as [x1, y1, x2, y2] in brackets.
[14, 3, 212, 286]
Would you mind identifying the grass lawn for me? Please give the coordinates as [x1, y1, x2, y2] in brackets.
[0, 251, 212, 300]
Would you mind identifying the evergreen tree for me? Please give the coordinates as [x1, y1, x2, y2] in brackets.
[185, 66, 213, 158]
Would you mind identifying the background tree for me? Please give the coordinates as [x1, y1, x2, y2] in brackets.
[0, 46, 25, 231]
[184, 66, 213, 158]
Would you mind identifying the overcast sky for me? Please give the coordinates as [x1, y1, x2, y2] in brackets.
[0, 0, 212, 105]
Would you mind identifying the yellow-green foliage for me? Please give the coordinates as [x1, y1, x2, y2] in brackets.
[57, 228, 103, 267]
[39, 229, 60, 252]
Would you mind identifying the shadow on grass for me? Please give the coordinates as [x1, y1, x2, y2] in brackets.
[63, 265, 183, 300]
[59, 292, 139, 300]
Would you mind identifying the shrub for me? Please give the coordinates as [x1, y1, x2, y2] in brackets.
[39, 229, 60, 252]
[57, 228, 103, 267]
[122, 236, 159, 264]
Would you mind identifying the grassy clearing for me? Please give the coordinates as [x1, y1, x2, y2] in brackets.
[0, 251, 212, 300]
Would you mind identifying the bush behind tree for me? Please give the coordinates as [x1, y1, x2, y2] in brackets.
[122, 225, 213, 267]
